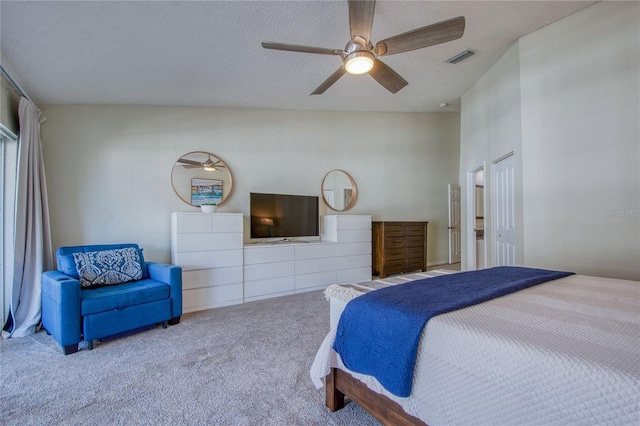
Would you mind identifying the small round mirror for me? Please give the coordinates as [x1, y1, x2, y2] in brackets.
[171, 151, 233, 207]
[321, 169, 357, 211]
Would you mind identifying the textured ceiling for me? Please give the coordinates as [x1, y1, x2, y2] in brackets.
[1, 0, 597, 112]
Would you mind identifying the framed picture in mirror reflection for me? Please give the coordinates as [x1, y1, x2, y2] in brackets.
[191, 178, 223, 206]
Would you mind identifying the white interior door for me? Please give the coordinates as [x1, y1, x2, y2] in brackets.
[493, 155, 515, 266]
[448, 184, 461, 264]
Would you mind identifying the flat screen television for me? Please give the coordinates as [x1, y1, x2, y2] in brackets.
[250, 192, 319, 239]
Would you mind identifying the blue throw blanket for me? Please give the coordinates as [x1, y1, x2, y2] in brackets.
[333, 266, 574, 397]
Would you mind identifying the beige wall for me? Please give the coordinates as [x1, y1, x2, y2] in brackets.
[0, 75, 20, 134]
[39, 105, 460, 265]
[460, 1, 639, 280]
[459, 42, 524, 270]
[519, 1, 639, 280]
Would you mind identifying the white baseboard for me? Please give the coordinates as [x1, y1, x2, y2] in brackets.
[428, 260, 452, 267]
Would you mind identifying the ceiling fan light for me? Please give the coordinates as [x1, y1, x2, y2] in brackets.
[203, 155, 216, 171]
[344, 52, 374, 75]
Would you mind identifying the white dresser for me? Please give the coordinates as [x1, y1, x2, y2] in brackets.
[171, 212, 244, 312]
[294, 242, 338, 292]
[322, 215, 372, 283]
[243, 241, 339, 302]
[243, 244, 295, 302]
[170, 213, 371, 312]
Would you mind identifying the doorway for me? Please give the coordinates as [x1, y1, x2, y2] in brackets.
[466, 167, 485, 270]
[447, 184, 461, 264]
[474, 170, 485, 269]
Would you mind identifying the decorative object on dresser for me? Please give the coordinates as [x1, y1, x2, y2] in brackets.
[200, 203, 217, 213]
[372, 221, 428, 278]
[171, 212, 244, 312]
[171, 151, 233, 208]
[321, 169, 358, 212]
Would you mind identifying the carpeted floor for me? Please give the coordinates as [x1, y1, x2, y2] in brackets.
[0, 290, 380, 425]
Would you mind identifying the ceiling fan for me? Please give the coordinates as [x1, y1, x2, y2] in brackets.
[261, 0, 465, 95]
[178, 155, 226, 172]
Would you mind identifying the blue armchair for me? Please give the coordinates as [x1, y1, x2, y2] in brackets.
[42, 243, 182, 355]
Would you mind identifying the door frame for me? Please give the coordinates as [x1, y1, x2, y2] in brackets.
[466, 164, 485, 270]
[447, 184, 461, 264]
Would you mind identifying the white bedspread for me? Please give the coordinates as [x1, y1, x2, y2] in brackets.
[310, 274, 640, 425]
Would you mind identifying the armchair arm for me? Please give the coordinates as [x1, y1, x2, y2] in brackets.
[147, 262, 182, 319]
[41, 271, 81, 348]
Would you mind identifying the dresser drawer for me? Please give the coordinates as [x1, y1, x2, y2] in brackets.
[384, 260, 405, 275]
[406, 225, 425, 237]
[385, 248, 406, 261]
[406, 246, 424, 259]
[385, 237, 406, 249]
[406, 236, 425, 247]
[384, 225, 406, 238]
[405, 258, 425, 272]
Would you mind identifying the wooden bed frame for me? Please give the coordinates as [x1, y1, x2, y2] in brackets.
[325, 367, 426, 426]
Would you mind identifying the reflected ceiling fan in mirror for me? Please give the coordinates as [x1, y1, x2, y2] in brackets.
[261, 0, 465, 95]
[177, 154, 226, 172]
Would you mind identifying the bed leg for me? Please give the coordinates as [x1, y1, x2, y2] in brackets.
[326, 368, 345, 411]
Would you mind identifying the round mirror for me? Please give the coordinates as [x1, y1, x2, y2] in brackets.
[171, 151, 233, 207]
[321, 169, 357, 211]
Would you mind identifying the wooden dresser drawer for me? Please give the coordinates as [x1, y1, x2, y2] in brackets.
[385, 260, 406, 275]
[406, 225, 425, 236]
[406, 236, 425, 247]
[406, 246, 424, 259]
[384, 237, 406, 249]
[384, 226, 406, 238]
[406, 258, 425, 272]
[385, 248, 406, 261]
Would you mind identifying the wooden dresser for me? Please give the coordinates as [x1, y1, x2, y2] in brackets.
[372, 221, 428, 278]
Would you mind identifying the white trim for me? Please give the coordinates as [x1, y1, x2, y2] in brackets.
[492, 151, 514, 164]
[0, 64, 32, 103]
[427, 260, 450, 267]
[0, 124, 17, 141]
[0, 127, 17, 328]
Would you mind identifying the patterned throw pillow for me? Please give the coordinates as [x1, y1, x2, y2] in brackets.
[73, 247, 143, 288]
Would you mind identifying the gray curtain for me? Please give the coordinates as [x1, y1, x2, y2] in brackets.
[2, 97, 52, 338]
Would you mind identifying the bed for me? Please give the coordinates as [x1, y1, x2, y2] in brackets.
[310, 267, 640, 425]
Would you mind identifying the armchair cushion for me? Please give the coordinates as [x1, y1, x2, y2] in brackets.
[73, 247, 143, 288]
[81, 279, 170, 316]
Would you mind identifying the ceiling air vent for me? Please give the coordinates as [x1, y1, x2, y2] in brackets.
[447, 50, 475, 64]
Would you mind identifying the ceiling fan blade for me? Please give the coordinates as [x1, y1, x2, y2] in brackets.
[261, 41, 343, 56]
[177, 158, 202, 166]
[375, 16, 465, 56]
[181, 164, 202, 169]
[348, 0, 376, 43]
[369, 59, 408, 94]
[310, 66, 347, 95]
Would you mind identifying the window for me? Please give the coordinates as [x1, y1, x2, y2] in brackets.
[1, 124, 17, 326]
